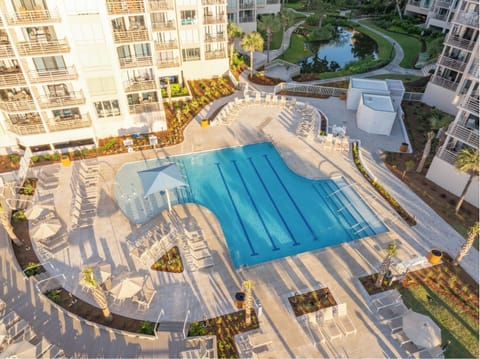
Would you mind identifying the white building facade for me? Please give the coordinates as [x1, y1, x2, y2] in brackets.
[227, 0, 281, 33]
[404, 0, 461, 32]
[0, 0, 229, 154]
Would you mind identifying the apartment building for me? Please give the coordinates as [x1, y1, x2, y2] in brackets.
[404, 0, 460, 32]
[227, 0, 281, 33]
[0, 0, 229, 155]
[422, 0, 479, 208]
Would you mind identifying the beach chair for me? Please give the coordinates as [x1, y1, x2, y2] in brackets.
[392, 330, 412, 346]
[387, 315, 404, 334]
[378, 302, 409, 322]
[317, 307, 343, 341]
[190, 256, 214, 271]
[371, 291, 402, 311]
[333, 303, 356, 336]
[187, 240, 208, 251]
[306, 313, 327, 345]
[190, 248, 211, 260]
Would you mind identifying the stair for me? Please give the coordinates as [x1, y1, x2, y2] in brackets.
[156, 320, 184, 332]
[422, 63, 436, 76]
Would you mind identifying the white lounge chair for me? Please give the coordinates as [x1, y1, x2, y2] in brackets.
[378, 302, 409, 322]
[333, 303, 356, 336]
[371, 291, 402, 311]
[317, 307, 343, 341]
[305, 313, 327, 345]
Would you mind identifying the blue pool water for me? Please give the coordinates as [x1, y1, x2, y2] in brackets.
[115, 143, 388, 268]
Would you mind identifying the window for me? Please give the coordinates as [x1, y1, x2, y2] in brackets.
[134, 43, 151, 57]
[181, 10, 196, 25]
[182, 48, 200, 61]
[33, 56, 66, 72]
[53, 107, 80, 119]
[95, 100, 120, 118]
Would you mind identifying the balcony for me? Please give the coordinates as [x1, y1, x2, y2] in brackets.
[7, 8, 61, 25]
[119, 56, 153, 68]
[124, 79, 156, 92]
[151, 21, 176, 31]
[0, 99, 36, 112]
[437, 149, 458, 165]
[203, 14, 226, 24]
[205, 49, 226, 60]
[454, 10, 479, 27]
[47, 113, 92, 132]
[157, 58, 180, 68]
[106, 0, 145, 15]
[0, 71, 27, 87]
[28, 66, 78, 83]
[448, 123, 479, 148]
[430, 12, 448, 21]
[128, 102, 161, 114]
[16, 38, 70, 56]
[460, 95, 479, 114]
[149, 0, 175, 11]
[239, 2, 255, 10]
[445, 35, 476, 51]
[202, 0, 225, 5]
[438, 55, 468, 72]
[0, 44, 15, 58]
[435, 0, 452, 7]
[6, 122, 46, 135]
[38, 91, 86, 109]
[154, 40, 177, 50]
[205, 33, 225, 42]
[113, 30, 149, 43]
[431, 75, 459, 91]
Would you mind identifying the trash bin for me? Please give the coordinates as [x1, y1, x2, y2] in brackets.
[235, 292, 245, 309]
[201, 119, 209, 128]
[427, 249, 443, 264]
[400, 142, 409, 152]
[61, 155, 71, 167]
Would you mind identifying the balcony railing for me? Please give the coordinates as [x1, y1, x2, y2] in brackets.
[151, 21, 176, 31]
[448, 123, 479, 148]
[430, 12, 448, 21]
[154, 40, 177, 50]
[113, 30, 149, 43]
[205, 33, 225, 42]
[437, 149, 458, 164]
[119, 56, 153, 68]
[468, 63, 479, 78]
[407, 0, 431, 8]
[435, 0, 452, 8]
[202, 0, 225, 5]
[16, 38, 70, 56]
[7, 8, 61, 25]
[149, 0, 175, 11]
[439, 55, 467, 72]
[445, 35, 476, 50]
[124, 79, 156, 92]
[0, 72, 27, 87]
[38, 91, 86, 109]
[28, 66, 78, 83]
[0, 99, 36, 112]
[460, 95, 479, 114]
[239, 2, 255, 10]
[157, 58, 180, 68]
[47, 114, 92, 132]
[454, 10, 479, 27]
[128, 102, 161, 113]
[106, 0, 145, 14]
[0, 44, 15, 58]
[6, 122, 46, 135]
[431, 75, 459, 91]
[205, 50, 226, 60]
[203, 14, 226, 24]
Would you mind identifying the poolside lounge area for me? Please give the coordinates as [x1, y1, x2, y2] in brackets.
[0, 93, 477, 358]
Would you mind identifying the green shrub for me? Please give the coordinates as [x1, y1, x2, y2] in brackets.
[139, 321, 155, 335]
[31, 155, 40, 163]
[82, 149, 89, 157]
[52, 153, 61, 161]
[12, 210, 26, 223]
[42, 154, 51, 161]
[188, 321, 208, 336]
[73, 150, 81, 158]
[46, 289, 62, 304]
[8, 154, 20, 163]
[22, 184, 34, 196]
[24, 262, 44, 277]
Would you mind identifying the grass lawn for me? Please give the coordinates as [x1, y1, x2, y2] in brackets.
[359, 20, 422, 69]
[280, 33, 312, 64]
[356, 25, 394, 64]
[400, 285, 479, 358]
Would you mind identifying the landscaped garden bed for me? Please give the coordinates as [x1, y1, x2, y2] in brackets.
[188, 309, 259, 358]
[151, 246, 184, 273]
[288, 287, 337, 316]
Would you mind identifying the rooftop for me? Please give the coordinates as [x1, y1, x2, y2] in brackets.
[351, 77, 389, 92]
[362, 93, 395, 112]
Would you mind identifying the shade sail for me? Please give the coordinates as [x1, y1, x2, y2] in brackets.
[138, 163, 186, 198]
[403, 311, 441, 349]
[24, 203, 54, 220]
[110, 273, 145, 300]
[30, 218, 62, 240]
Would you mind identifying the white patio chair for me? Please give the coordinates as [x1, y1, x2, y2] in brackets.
[306, 313, 327, 345]
[378, 302, 409, 322]
[317, 307, 343, 341]
[371, 291, 402, 311]
[333, 303, 356, 336]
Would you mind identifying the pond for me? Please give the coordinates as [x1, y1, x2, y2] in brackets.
[303, 27, 378, 71]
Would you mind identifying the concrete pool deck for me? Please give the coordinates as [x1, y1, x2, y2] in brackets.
[0, 95, 478, 358]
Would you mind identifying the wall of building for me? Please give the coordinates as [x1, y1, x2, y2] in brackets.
[422, 82, 460, 115]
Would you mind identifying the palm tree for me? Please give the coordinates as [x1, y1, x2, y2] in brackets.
[454, 222, 480, 265]
[279, 8, 295, 36]
[240, 32, 264, 78]
[81, 268, 112, 321]
[257, 15, 280, 64]
[375, 242, 397, 288]
[227, 22, 242, 68]
[0, 210, 23, 247]
[454, 148, 479, 214]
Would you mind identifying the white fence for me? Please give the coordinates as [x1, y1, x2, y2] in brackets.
[403, 92, 423, 102]
[273, 83, 345, 97]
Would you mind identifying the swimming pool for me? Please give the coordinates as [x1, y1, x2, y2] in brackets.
[115, 142, 388, 268]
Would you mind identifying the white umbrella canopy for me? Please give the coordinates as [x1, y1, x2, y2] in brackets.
[24, 203, 54, 220]
[0, 340, 37, 358]
[110, 273, 145, 300]
[30, 218, 62, 241]
[403, 311, 442, 349]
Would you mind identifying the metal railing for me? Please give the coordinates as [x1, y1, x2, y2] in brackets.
[6, 122, 46, 135]
[273, 82, 345, 97]
[0, 44, 15, 58]
[149, 0, 175, 10]
[460, 95, 479, 114]
[403, 92, 424, 101]
[204, 33, 225, 42]
[448, 123, 479, 148]
[38, 91, 86, 109]
[430, 12, 448, 20]
[157, 58, 180, 68]
[128, 102, 161, 113]
[0, 72, 27, 87]
[113, 29, 149, 43]
[119, 56, 153, 68]
[202, 0, 224, 5]
[16, 38, 70, 56]
[437, 149, 457, 164]
[154, 40, 177, 50]
[239, 2, 255, 10]
[204, 50, 226, 60]
[124, 80, 156, 92]
[454, 10, 479, 27]
[47, 114, 92, 132]
[445, 35, 476, 50]
[430, 75, 459, 91]
[151, 21, 176, 31]
[203, 14, 226, 24]
[435, 0, 452, 8]
[438, 55, 468, 72]
[0, 99, 36, 112]
[7, 8, 61, 25]
[28, 66, 78, 83]
[106, 0, 145, 14]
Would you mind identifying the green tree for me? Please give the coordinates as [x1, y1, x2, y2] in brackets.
[227, 22, 243, 68]
[257, 15, 280, 64]
[279, 8, 295, 34]
[375, 242, 397, 288]
[454, 222, 480, 265]
[0, 210, 23, 247]
[81, 268, 112, 321]
[454, 148, 479, 214]
[240, 32, 264, 77]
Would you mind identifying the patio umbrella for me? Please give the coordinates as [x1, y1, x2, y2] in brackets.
[24, 203, 54, 220]
[83, 260, 112, 285]
[137, 163, 187, 212]
[0, 340, 36, 358]
[403, 311, 441, 349]
[110, 273, 145, 300]
[30, 218, 62, 241]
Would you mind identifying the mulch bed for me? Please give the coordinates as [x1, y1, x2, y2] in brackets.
[288, 287, 337, 317]
[151, 246, 184, 273]
[248, 74, 284, 86]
